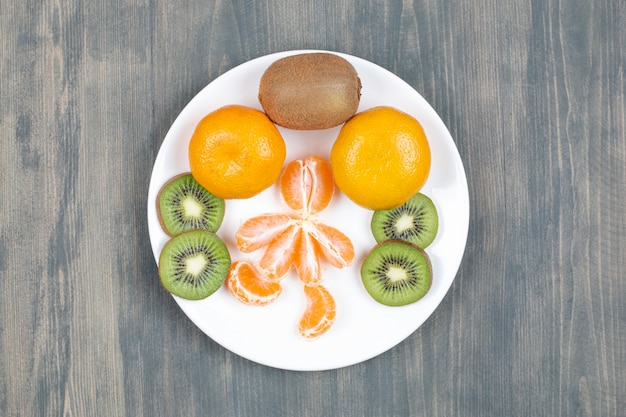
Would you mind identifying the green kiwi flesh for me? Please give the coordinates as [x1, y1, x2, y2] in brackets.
[360, 241, 432, 306]
[157, 173, 225, 237]
[371, 193, 438, 249]
[159, 230, 231, 300]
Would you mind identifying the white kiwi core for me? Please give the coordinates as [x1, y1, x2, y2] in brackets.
[395, 213, 415, 233]
[386, 266, 408, 282]
[182, 196, 204, 218]
[185, 254, 208, 276]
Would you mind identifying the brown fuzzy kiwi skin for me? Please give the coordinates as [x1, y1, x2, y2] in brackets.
[258, 53, 362, 130]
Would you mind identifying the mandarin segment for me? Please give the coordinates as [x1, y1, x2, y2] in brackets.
[293, 230, 323, 285]
[308, 222, 355, 268]
[298, 284, 337, 339]
[279, 159, 308, 214]
[258, 223, 301, 281]
[236, 213, 296, 253]
[225, 260, 282, 306]
[305, 156, 335, 214]
[279, 156, 334, 216]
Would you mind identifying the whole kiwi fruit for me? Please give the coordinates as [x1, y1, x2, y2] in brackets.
[258, 53, 361, 130]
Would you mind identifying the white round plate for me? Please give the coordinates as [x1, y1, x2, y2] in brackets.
[147, 50, 469, 371]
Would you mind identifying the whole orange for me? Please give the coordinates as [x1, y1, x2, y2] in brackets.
[188, 105, 286, 199]
[330, 106, 431, 210]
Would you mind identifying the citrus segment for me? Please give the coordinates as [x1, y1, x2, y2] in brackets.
[236, 213, 295, 253]
[308, 222, 355, 268]
[279, 155, 334, 216]
[293, 230, 323, 285]
[258, 223, 301, 280]
[298, 284, 337, 339]
[225, 260, 282, 306]
[188, 105, 286, 199]
[225, 153, 356, 339]
[330, 106, 431, 210]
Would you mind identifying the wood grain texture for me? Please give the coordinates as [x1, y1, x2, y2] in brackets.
[1, 0, 624, 416]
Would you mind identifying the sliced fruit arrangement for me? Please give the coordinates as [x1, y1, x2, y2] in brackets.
[155, 53, 444, 339]
[159, 230, 231, 300]
[235, 156, 354, 285]
[371, 192, 438, 249]
[360, 240, 432, 307]
[157, 173, 225, 237]
[230, 155, 354, 338]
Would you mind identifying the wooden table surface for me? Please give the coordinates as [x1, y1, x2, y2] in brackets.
[2, 0, 625, 415]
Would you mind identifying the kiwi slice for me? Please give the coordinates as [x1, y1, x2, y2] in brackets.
[371, 193, 438, 249]
[360, 241, 432, 306]
[157, 173, 225, 236]
[158, 230, 231, 300]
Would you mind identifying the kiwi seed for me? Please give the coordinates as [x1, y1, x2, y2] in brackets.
[360, 240, 432, 306]
[371, 193, 438, 249]
[158, 230, 231, 300]
[157, 173, 225, 237]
